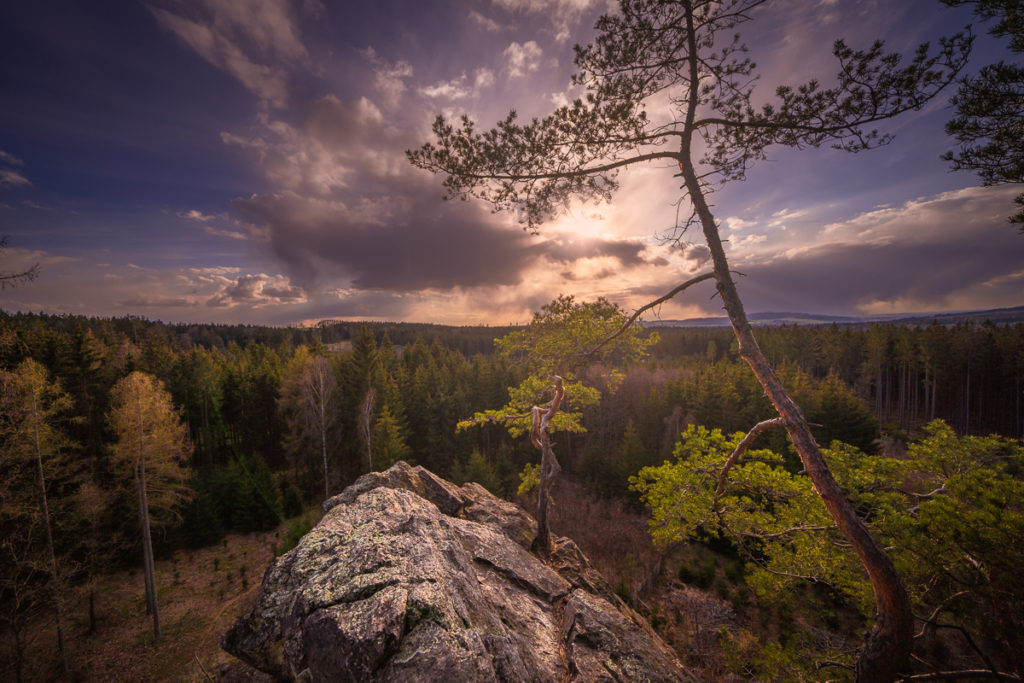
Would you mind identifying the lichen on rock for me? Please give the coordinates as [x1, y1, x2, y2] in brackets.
[222, 461, 693, 682]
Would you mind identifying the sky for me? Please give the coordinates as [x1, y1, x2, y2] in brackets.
[0, 0, 1021, 326]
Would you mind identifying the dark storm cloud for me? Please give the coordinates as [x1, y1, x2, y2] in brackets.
[543, 236, 651, 266]
[233, 191, 540, 291]
[681, 244, 711, 269]
[736, 234, 1024, 313]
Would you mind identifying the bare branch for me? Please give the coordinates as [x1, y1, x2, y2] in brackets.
[914, 618, 1005, 680]
[913, 591, 970, 639]
[716, 417, 785, 497]
[585, 272, 714, 359]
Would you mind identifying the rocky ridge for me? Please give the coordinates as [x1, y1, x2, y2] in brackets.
[222, 462, 694, 682]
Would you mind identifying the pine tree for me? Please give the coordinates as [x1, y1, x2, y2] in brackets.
[109, 371, 192, 641]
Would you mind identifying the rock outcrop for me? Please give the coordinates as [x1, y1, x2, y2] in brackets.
[222, 462, 693, 682]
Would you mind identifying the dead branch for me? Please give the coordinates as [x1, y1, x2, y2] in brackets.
[913, 591, 970, 639]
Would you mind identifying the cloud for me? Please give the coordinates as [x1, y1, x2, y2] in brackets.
[361, 47, 413, 108]
[0, 150, 25, 166]
[0, 169, 31, 188]
[468, 10, 505, 32]
[491, 0, 602, 41]
[723, 216, 757, 231]
[419, 75, 472, 100]
[149, 0, 311, 107]
[680, 244, 711, 269]
[474, 68, 496, 90]
[206, 272, 307, 307]
[542, 235, 654, 267]
[219, 94, 403, 196]
[731, 185, 1024, 314]
[231, 190, 540, 291]
[179, 209, 215, 222]
[733, 233, 767, 247]
[503, 41, 543, 78]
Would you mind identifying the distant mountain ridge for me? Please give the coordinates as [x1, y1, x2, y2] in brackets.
[643, 304, 1024, 328]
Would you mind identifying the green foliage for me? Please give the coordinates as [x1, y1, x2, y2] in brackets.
[275, 508, 321, 557]
[458, 295, 654, 439]
[450, 449, 503, 496]
[517, 462, 540, 497]
[719, 626, 852, 682]
[636, 419, 1024, 674]
[371, 406, 412, 471]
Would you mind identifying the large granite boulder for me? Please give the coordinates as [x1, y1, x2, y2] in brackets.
[222, 462, 693, 682]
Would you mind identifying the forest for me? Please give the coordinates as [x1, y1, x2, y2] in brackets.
[1, 306, 1022, 680]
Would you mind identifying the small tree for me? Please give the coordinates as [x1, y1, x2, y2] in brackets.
[0, 360, 76, 675]
[410, 2, 969, 677]
[458, 295, 655, 555]
[371, 405, 412, 471]
[109, 371, 192, 642]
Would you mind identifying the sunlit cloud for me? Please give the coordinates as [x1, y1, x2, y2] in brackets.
[179, 209, 215, 222]
[206, 272, 307, 307]
[362, 47, 413, 109]
[503, 40, 543, 79]
[419, 75, 473, 100]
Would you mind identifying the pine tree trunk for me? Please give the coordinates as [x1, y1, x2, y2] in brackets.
[137, 459, 161, 641]
[31, 395, 69, 674]
[532, 435, 555, 557]
[680, 158, 912, 681]
[530, 377, 564, 558]
[13, 627, 23, 683]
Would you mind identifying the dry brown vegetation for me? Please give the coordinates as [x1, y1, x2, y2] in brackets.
[10, 529, 281, 682]
[542, 476, 754, 677]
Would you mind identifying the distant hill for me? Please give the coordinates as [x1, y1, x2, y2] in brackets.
[643, 304, 1024, 328]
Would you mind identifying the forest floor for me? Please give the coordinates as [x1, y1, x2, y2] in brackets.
[12, 528, 282, 682]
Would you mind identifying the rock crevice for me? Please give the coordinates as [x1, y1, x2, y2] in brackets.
[222, 462, 693, 682]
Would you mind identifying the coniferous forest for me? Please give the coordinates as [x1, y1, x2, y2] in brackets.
[1, 308, 1023, 680]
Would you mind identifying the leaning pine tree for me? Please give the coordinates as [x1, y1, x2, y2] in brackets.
[408, 2, 971, 680]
